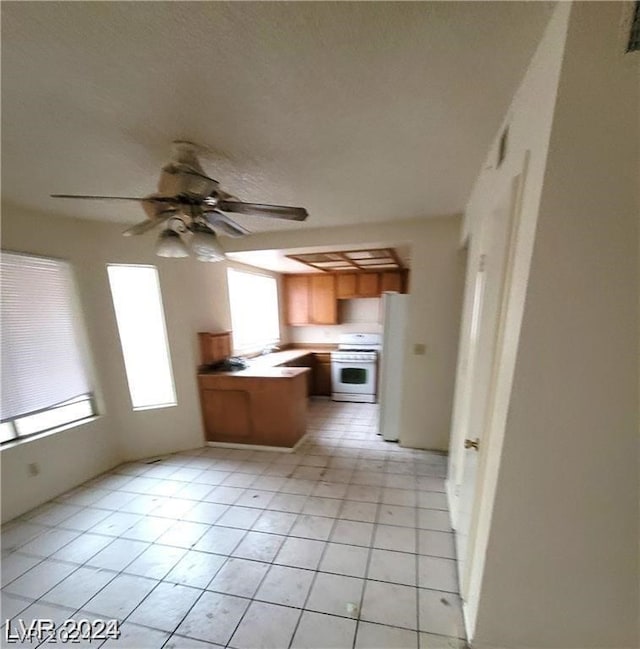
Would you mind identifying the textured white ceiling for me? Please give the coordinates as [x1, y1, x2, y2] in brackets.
[1, 1, 553, 232]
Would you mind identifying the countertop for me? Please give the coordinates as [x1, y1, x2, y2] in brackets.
[246, 348, 333, 368]
[200, 366, 311, 379]
[199, 347, 334, 378]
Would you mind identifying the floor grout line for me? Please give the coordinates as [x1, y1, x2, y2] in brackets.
[2, 400, 464, 649]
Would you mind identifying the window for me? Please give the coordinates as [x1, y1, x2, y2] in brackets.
[107, 264, 176, 410]
[227, 268, 281, 354]
[1, 251, 96, 443]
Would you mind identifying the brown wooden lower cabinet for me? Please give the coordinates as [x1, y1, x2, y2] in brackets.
[198, 368, 309, 448]
[313, 353, 332, 396]
[283, 352, 332, 396]
[200, 389, 251, 439]
[281, 354, 315, 396]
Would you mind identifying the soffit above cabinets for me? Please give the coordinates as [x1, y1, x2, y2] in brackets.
[286, 248, 403, 272]
[226, 244, 411, 274]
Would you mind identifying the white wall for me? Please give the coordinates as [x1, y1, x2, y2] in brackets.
[225, 215, 465, 450]
[448, 2, 571, 624]
[448, 0, 569, 532]
[460, 2, 639, 647]
[0, 418, 118, 524]
[0, 204, 240, 521]
[1, 210, 463, 521]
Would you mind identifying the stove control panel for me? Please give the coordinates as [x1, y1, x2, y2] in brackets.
[331, 351, 378, 362]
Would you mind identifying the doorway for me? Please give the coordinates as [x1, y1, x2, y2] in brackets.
[448, 161, 528, 605]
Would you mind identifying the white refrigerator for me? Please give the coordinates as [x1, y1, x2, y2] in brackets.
[378, 292, 409, 442]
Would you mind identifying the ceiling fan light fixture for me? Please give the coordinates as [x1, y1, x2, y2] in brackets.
[50, 141, 309, 259]
[156, 229, 189, 258]
[190, 226, 225, 262]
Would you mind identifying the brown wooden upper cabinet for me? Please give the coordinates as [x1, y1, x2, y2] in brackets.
[380, 271, 404, 293]
[284, 270, 408, 325]
[336, 273, 358, 299]
[284, 274, 337, 325]
[358, 273, 380, 297]
[309, 275, 337, 324]
[283, 275, 310, 325]
[336, 270, 406, 298]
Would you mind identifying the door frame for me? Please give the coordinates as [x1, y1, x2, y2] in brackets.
[460, 152, 530, 635]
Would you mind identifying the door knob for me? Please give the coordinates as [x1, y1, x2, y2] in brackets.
[464, 438, 480, 451]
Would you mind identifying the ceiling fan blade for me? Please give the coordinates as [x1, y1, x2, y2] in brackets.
[215, 188, 238, 202]
[122, 212, 173, 237]
[217, 200, 308, 221]
[203, 211, 251, 237]
[51, 194, 176, 203]
[157, 167, 218, 198]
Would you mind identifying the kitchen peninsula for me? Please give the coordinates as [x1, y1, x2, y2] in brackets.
[197, 344, 333, 449]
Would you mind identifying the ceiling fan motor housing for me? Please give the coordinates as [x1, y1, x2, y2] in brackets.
[50, 139, 308, 242]
[157, 141, 219, 198]
[157, 168, 218, 200]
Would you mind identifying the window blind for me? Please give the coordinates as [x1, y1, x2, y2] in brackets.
[1, 251, 93, 422]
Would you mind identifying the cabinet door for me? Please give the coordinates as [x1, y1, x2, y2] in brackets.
[380, 271, 403, 293]
[314, 362, 332, 396]
[282, 354, 314, 396]
[198, 332, 232, 365]
[284, 275, 310, 325]
[336, 273, 357, 299]
[309, 275, 337, 324]
[357, 273, 380, 297]
[201, 389, 251, 440]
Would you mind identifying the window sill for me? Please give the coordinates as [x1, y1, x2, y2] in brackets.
[0, 416, 101, 451]
[132, 402, 177, 412]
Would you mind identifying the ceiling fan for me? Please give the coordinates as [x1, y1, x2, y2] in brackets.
[51, 141, 309, 261]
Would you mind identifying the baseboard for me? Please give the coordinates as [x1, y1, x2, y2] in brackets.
[206, 433, 308, 454]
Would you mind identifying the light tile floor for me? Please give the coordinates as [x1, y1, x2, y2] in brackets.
[1, 400, 468, 649]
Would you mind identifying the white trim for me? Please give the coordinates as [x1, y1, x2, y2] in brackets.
[206, 433, 308, 454]
[331, 394, 376, 403]
[132, 402, 178, 413]
[0, 416, 101, 451]
[227, 267, 281, 355]
[107, 264, 177, 411]
[463, 153, 531, 640]
[445, 477, 459, 531]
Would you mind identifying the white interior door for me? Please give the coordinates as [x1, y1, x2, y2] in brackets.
[454, 173, 523, 598]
